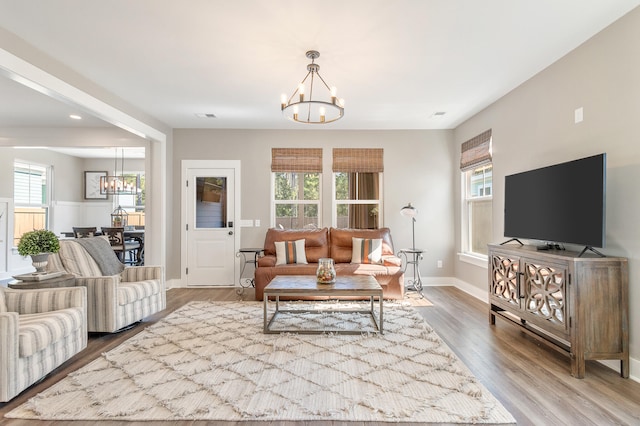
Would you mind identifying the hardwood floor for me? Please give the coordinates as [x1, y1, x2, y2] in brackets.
[1, 286, 638, 425]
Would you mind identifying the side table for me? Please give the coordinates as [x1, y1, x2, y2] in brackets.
[398, 248, 424, 297]
[9, 273, 76, 289]
[236, 248, 263, 295]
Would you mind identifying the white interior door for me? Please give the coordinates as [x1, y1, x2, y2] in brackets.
[185, 167, 236, 286]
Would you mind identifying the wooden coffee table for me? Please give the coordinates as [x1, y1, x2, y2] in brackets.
[263, 275, 384, 334]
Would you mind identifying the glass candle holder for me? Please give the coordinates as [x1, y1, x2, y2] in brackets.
[316, 258, 336, 284]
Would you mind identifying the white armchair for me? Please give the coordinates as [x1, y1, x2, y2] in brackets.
[0, 285, 87, 402]
[48, 237, 166, 333]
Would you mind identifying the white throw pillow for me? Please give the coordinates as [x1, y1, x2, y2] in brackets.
[275, 239, 308, 265]
[351, 237, 383, 264]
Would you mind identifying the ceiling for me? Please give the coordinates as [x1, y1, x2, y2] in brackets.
[1, 0, 639, 132]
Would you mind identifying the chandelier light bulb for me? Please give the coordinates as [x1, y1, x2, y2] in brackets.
[320, 106, 326, 123]
[298, 83, 305, 102]
[280, 94, 287, 109]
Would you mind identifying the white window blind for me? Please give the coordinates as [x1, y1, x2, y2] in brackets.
[14, 162, 47, 206]
[460, 129, 492, 171]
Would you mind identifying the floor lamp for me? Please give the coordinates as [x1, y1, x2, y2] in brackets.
[399, 202, 423, 296]
[400, 203, 417, 249]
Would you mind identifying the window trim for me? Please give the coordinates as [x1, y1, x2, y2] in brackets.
[270, 171, 322, 229]
[13, 160, 53, 246]
[331, 171, 384, 228]
[461, 165, 492, 259]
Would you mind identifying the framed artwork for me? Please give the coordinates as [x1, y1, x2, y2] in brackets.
[84, 171, 108, 200]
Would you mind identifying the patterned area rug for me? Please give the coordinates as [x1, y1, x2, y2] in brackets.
[6, 301, 515, 423]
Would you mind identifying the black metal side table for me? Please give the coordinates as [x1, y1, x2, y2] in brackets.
[398, 248, 424, 297]
[236, 248, 263, 295]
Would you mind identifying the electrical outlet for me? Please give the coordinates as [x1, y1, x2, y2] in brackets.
[437, 260, 443, 268]
[254, 219, 261, 227]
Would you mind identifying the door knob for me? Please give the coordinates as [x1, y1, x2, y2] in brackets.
[228, 231, 234, 235]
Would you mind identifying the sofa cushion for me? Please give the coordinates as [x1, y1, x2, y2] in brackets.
[263, 227, 329, 263]
[118, 280, 162, 306]
[330, 228, 396, 263]
[351, 237, 383, 264]
[58, 240, 103, 277]
[275, 239, 308, 265]
[0, 287, 6, 313]
[18, 307, 84, 357]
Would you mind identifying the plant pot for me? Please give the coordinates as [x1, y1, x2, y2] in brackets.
[31, 253, 50, 274]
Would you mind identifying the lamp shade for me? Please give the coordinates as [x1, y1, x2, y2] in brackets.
[400, 203, 417, 218]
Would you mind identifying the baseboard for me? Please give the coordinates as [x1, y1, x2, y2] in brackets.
[412, 275, 488, 303]
[166, 278, 183, 290]
[448, 276, 640, 384]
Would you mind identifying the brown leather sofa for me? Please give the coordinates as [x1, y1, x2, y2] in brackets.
[255, 227, 404, 300]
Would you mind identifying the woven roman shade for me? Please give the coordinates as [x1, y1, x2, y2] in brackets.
[271, 148, 323, 173]
[332, 148, 384, 173]
[460, 129, 492, 171]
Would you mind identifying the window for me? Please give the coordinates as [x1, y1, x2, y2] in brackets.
[14, 161, 51, 245]
[271, 148, 322, 229]
[464, 164, 493, 255]
[460, 130, 492, 258]
[114, 173, 145, 226]
[333, 148, 383, 229]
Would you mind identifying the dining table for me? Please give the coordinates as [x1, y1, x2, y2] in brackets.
[61, 228, 145, 265]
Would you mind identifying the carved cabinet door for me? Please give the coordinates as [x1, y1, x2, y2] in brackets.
[521, 258, 569, 337]
[489, 253, 521, 310]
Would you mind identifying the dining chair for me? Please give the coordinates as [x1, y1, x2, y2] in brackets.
[100, 227, 140, 265]
[72, 226, 98, 238]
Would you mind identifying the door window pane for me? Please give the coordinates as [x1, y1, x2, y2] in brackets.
[196, 177, 227, 228]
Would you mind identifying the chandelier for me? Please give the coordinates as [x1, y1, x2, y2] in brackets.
[281, 50, 344, 124]
[100, 148, 138, 195]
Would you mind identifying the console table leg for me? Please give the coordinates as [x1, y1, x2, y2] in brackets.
[621, 359, 629, 378]
[571, 352, 585, 379]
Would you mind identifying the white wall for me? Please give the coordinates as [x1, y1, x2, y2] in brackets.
[171, 129, 456, 284]
[454, 7, 640, 375]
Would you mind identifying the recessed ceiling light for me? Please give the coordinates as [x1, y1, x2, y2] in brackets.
[195, 113, 217, 118]
[69, 114, 82, 120]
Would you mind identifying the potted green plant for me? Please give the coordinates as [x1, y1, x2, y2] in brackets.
[17, 229, 60, 273]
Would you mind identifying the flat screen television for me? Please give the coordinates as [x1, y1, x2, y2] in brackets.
[503, 153, 606, 251]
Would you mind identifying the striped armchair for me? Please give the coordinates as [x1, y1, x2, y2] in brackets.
[48, 238, 166, 333]
[0, 286, 87, 402]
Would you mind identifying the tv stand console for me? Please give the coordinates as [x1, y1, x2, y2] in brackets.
[488, 244, 628, 378]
